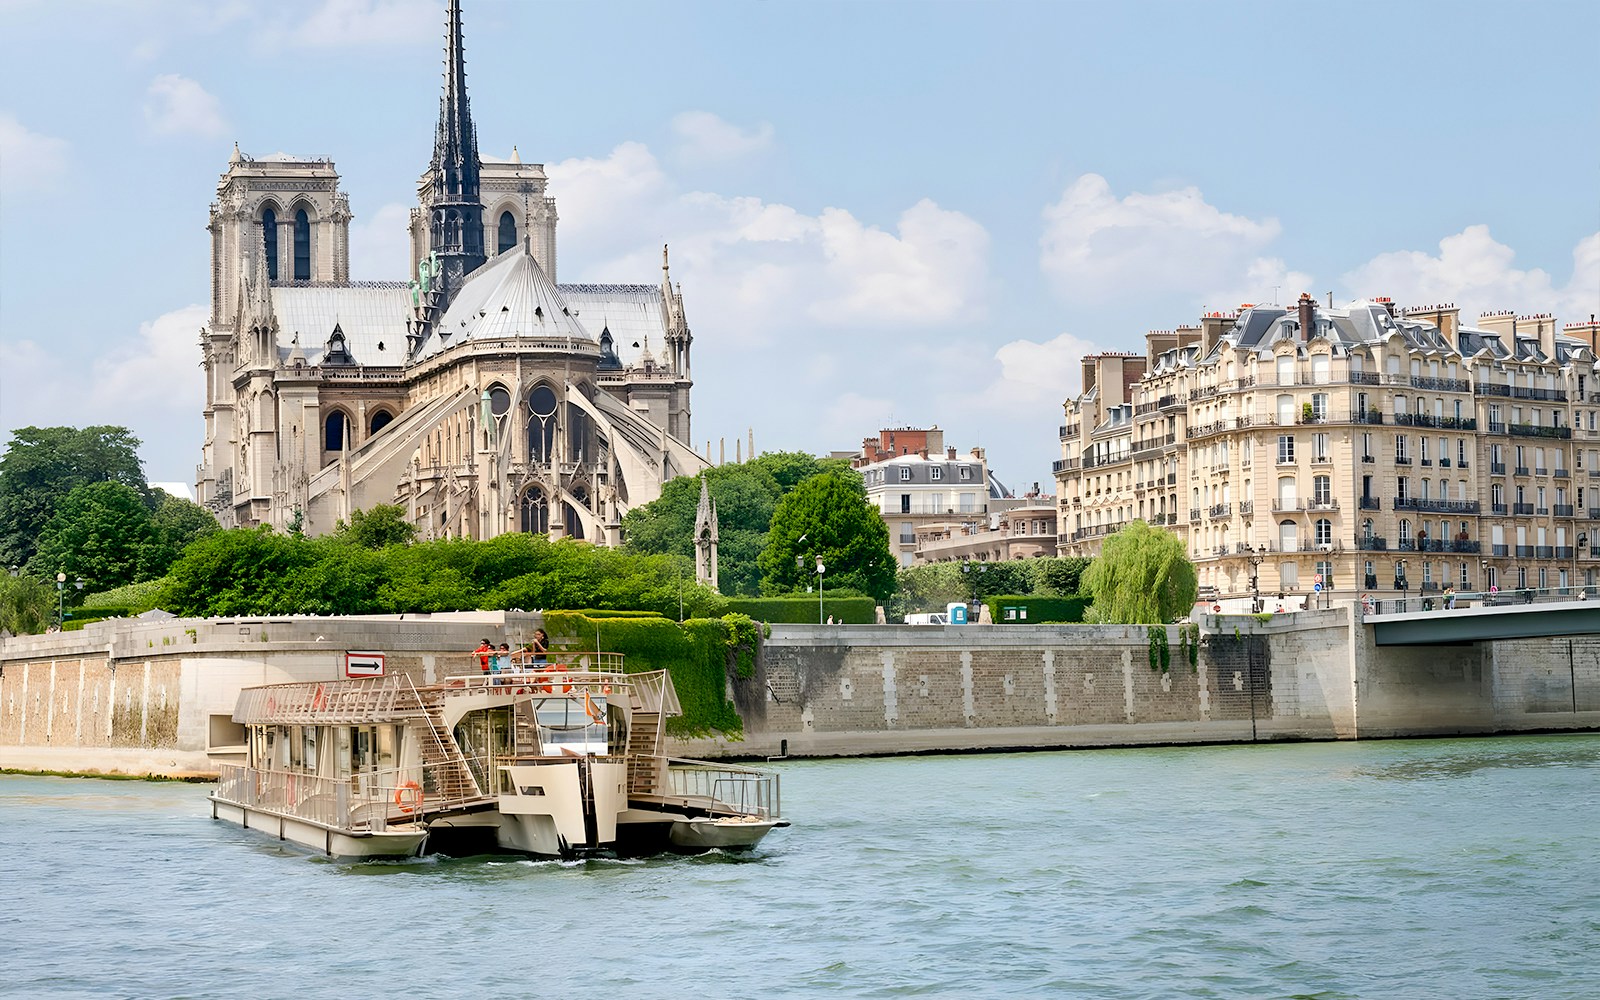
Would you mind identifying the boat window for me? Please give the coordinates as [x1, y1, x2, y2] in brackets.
[536, 696, 608, 756]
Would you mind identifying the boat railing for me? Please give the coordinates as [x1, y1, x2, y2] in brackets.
[232, 673, 425, 725]
[215, 762, 422, 832]
[648, 757, 783, 821]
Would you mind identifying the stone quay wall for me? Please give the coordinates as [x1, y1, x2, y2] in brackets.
[4, 605, 1597, 775]
[0, 612, 544, 776]
[687, 606, 1600, 759]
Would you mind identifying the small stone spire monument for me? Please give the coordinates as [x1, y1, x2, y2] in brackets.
[694, 476, 719, 591]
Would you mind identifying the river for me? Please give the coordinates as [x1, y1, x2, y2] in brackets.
[4, 735, 1599, 998]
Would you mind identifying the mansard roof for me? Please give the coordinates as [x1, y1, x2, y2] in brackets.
[415, 244, 591, 362]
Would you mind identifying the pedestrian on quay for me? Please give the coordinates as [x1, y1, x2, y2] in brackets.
[1443, 586, 1456, 610]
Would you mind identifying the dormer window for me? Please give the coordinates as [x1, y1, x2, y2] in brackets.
[899, 466, 911, 482]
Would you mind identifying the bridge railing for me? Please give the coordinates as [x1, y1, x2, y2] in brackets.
[1364, 585, 1596, 617]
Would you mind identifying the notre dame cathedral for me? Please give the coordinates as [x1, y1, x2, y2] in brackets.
[195, 0, 705, 544]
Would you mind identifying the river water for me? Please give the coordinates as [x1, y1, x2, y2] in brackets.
[4, 735, 1600, 999]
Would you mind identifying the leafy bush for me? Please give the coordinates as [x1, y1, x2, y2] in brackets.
[723, 595, 876, 624]
[982, 595, 1087, 623]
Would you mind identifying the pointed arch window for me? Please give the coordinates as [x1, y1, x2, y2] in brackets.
[520, 488, 549, 534]
[369, 410, 394, 435]
[526, 384, 558, 464]
[498, 211, 516, 254]
[293, 209, 311, 281]
[324, 410, 346, 452]
[261, 208, 279, 281]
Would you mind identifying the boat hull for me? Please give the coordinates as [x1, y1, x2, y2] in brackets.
[209, 795, 428, 859]
[667, 817, 787, 851]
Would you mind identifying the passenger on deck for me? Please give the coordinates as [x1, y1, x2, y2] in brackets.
[530, 629, 549, 666]
[496, 643, 512, 675]
[475, 639, 493, 673]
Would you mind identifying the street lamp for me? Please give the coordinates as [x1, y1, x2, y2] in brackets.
[1246, 544, 1267, 613]
[797, 548, 826, 624]
[53, 572, 83, 626]
[1578, 533, 1589, 598]
[1395, 558, 1408, 608]
[1479, 558, 1490, 596]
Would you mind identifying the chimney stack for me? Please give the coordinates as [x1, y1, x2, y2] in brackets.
[1297, 292, 1315, 342]
[946, 446, 956, 460]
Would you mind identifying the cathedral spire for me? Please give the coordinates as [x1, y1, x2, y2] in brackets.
[425, 0, 485, 310]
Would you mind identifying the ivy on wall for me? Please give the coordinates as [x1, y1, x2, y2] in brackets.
[541, 611, 755, 737]
[1147, 625, 1171, 672]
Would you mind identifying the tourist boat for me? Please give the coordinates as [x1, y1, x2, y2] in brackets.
[208, 653, 788, 859]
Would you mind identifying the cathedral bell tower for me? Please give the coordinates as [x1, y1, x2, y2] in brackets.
[417, 0, 486, 312]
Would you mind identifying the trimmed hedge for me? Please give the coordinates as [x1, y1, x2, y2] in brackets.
[565, 609, 666, 619]
[983, 595, 1088, 624]
[542, 611, 745, 738]
[723, 595, 876, 624]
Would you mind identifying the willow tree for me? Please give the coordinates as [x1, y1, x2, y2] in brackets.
[1080, 520, 1197, 624]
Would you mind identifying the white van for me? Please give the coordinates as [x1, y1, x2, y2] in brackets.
[904, 612, 949, 625]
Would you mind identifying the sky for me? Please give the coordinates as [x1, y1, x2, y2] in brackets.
[1, 0, 1597, 495]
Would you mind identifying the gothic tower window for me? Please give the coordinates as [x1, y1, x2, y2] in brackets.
[261, 207, 279, 281]
[498, 211, 516, 254]
[369, 410, 394, 435]
[324, 410, 347, 452]
[527, 383, 557, 463]
[293, 209, 311, 281]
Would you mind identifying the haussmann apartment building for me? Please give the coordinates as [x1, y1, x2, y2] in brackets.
[1053, 296, 1600, 606]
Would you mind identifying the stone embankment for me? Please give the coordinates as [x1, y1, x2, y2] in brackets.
[4, 605, 1597, 777]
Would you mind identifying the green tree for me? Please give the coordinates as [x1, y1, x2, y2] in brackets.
[140, 491, 220, 579]
[159, 527, 317, 616]
[25, 481, 154, 593]
[0, 573, 54, 635]
[334, 504, 418, 549]
[623, 464, 783, 596]
[0, 426, 147, 569]
[759, 469, 895, 601]
[1079, 520, 1197, 624]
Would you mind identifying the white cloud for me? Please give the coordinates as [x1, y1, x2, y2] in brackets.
[293, 0, 437, 47]
[143, 74, 227, 138]
[1205, 256, 1318, 314]
[0, 113, 69, 193]
[671, 111, 775, 164]
[550, 141, 990, 334]
[0, 305, 207, 482]
[1342, 225, 1600, 324]
[1040, 173, 1285, 305]
[348, 202, 414, 281]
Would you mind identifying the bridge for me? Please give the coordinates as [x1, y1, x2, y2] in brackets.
[1366, 595, 1600, 646]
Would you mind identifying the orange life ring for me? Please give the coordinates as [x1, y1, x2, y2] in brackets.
[394, 780, 423, 814]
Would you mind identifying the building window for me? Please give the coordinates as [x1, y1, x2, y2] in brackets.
[1313, 475, 1331, 505]
[261, 207, 279, 281]
[369, 410, 393, 435]
[1277, 435, 1294, 464]
[526, 383, 558, 463]
[899, 466, 911, 482]
[1311, 393, 1329, 419]
[498, 210, 517, 254]
[930, 466, 942, 481]
[1279, 519, 1298, 553]
[323, 410, 346, 452]
[959, 466, 972, 480]
[1396, 435, 1409, 461]
[1315, 518, 1332, 546]
[293, 209, 311, 281]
